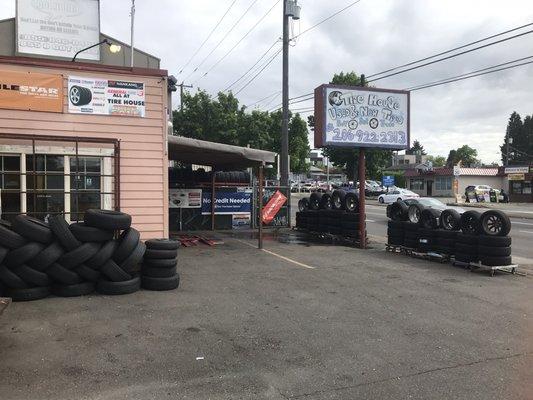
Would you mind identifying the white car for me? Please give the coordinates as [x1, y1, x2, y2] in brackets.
[378, 189, 419, 204]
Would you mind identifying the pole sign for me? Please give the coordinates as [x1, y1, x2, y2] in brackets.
[382, 175, 395, 187]
[314, 84, 410, 150]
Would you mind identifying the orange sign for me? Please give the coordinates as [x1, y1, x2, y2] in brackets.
[0, 70, 63, 113]
[262, 190, 287, 224]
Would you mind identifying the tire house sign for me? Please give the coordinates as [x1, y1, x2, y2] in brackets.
[68, 76, 145, 117]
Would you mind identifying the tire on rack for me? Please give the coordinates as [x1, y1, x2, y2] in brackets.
[4, 242, 45, 268]
[120, 241, 146, 274]
[100, 259, 132, 282]
[113, 228, 140, 263]
[331, 190, 346, 210]
[70, 222, 114, 242]
[58, 242, 101, 269]
[142, 266, 177, 278]
[85, 240, 118, 269]
[0, 225, 27, 249]
[437, 238, 455, 248]
[48, 215, 81, 250]
[0, 265, 29, 289]
[27, 242, 64, 272]
[145, 239, 179, 251]
[343, 192, 359, 212]
[478, 235, 511, 247]
[407, 203, 425, 225]
[478, 245, 511, 257]
[436, 229, 457, 239]
[460, 210, 481, 235]
[389, 201, 409, 221]
[308, 192, 322, 211]
[298, 198, 310, 212]
[420, 208, 441, 230]
[455, 243, 478, 255]
[96, 276, 141, 295]
[46, 263, 83, 285]
[319, 193, 333, 210]
[6, 286, 50, 301]
[52, 282, 95, 297]
[479, 210, 511, 237]
[141, 274, 180, 291]
[12, 215, 53, 244]
[403, 221, 419, 231]
[455, 253, 477, 263]
[14, 264, 51, 287]
[440, 209, 461, 231]
[456, 232, 479, 245]
[479, 255, 512, 266]
[84, 209, 132, 231]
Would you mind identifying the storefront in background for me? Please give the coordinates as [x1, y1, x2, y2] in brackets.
[504, 166, 532, 203]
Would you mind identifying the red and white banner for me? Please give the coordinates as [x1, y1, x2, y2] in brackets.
[262, 190, 287, 224]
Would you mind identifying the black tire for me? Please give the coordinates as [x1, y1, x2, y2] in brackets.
[96, 276, 141, 295]
[478, 235, 511, 247]
[438, 246, 454, 254]
[144, 248, 177, 260]
[0, 225, 27, 249]
[309, 192, 322, 210]
[70, 222, 114, 242]
[343, 192, 359, 212]
[437, 238, 455, 247]
[27, 242, 64, 272]
[100, 259, 132, 282]
[436, 229, 457, 239]
[113, 228, 140, 263]
[120, 241, 146, 274]
[389, 201, 409, 221]
[403, 222, 419, 232]
[58, 242, 101, 269]
[480, 210, 511, 237]
[74, 264, 100, 282]
[404, 239, 418, 248]
[387, 220, 404, 229]
[141, 274, 180, 291]
[143, 258, 177, 268]
[456, 232, 478, 245]
[52, 282, 95, 297]
[388, 236, 404, 245]
[46, 263, 83, 285]
[298, 198, 310, 212]
[86, 240, 118, 269]
[0, 246, 7, 265]
[455, 243, 478, 255]
[319, 193, 333, 210]
[404, 232, 419, 240]
[387, 228, 404, 237]
[0, 265, 28, 289]
[6, 286, 50, 301]
[407, 203, 425, 224]
[4, 242, 45, 268]
[84, 209, 131, 231]
[48, 215, 81, 251]
[440, 209, 461, 231]
[461, 210, 481, 235]
[12, 215, 53, 244]
[420, 208, 441, 229]
[331, 190, 346, 210]
[455, 253, 478, 263]
[15, 264, 51, 287]
[418, 228, 436, 238]
[478, 245, 511, 257]
[479, 255, 512, 266]
[142, 266, 177, 278]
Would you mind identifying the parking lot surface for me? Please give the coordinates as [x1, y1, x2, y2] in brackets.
[1, 234, 532, 399]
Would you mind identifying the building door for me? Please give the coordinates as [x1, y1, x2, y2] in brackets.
[427, 180, 433, 196]
[0, 155, 21, 222]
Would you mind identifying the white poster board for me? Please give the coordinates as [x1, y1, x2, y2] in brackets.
[169, 189, 202, 208]
[68, 76, 145, 117]
[17, 0, 100, 60]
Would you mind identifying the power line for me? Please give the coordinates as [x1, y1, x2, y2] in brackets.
[184, 0, 260, 82]
[367, 28, 533, 82]
[178, 0, 238, 75]
[404, 55, 533, 91]
[407, 59, 533, 91]
[246, 90, 281, 108]
[367, 21, 533, 79]
[234, 48, 282, 95]
[222, 39, 280, 92]
[199, 0, 281, 82]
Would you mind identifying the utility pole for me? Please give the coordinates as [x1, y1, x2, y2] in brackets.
[178, 83, 193, 110]
[130, 0, 135, 68]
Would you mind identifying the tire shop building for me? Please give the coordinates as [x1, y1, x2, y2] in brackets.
[0, 16, 170, 240]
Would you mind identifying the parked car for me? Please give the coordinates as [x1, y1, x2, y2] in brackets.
[378, 189, 419, 204]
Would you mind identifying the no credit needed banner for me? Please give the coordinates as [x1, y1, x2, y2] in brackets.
[201, 191, 251, 215]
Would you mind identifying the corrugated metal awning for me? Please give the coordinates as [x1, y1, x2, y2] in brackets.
[167, 135, 276, 169]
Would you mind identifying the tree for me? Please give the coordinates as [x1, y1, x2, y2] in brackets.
[446, 145, 479, 167]
[406, 140, 426, 155]
[426, 155, 446, 167]
[500, 112, 532, 165]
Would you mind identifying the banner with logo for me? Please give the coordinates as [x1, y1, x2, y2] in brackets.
[262, 190, 287, 224]
[169, 189, 202, 208]
[201, 191, 251, 215]
[0, 70, 63, 112]
[68, 76, 145, 117]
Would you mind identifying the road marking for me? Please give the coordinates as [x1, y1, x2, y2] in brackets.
[233, 238, 315, 269]
[519, 230, 533, 235]
[366, 219, 376, 223]
[365, 212, 386, 217]
[512, 221, 533, 227]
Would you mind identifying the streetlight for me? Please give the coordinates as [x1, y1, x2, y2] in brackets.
[71, 39, 122, 62]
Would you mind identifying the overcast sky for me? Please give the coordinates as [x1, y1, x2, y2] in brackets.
[2, 0, 533, 163]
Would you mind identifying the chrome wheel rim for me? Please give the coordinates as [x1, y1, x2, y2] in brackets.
[70, 87, 80, 104]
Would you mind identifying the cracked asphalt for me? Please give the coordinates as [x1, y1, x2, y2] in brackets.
[0, 233, 532, 399]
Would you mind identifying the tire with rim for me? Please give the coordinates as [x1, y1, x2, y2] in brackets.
[4, 242, 44, 268]
[84, 209, 132, 231]
[309, 192, 322, 210]
[319, 193, 333, 210]
[298, 198, 310, 212]
[460, 210, 481, 235]
[113, 228, 140, 263]
[69, 85, 92, 106]
[12, 215, 53, 244]
[478, 245, 511, 257]
[378, 196, 384, 204]
[407, 203, 425, 225]
[478, 235, 511, 247]
[70, 222, 114, 242]
[0, 225, 27, 249]
[343, 192, 359, 212]
[142, 266, 177, 278]
[48, 215, 81, 250]
[6, 286, 50, 301]
[440, 209, 461, 231]
[52, 282, 95, 297]
[420, 208, 441, 230]
[141, 274, 180, 291]
[331, 190, 346, 210]
[480, 210, 511, 237]
[96, 276, 141, 295]
[27, 242, 64, 272]
[479, 255, 512, 266]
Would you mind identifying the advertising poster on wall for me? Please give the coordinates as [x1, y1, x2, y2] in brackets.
[67, 76, 145, 117]
[201, 191, 251, 215]
[314, 84, 410, 149]
[16, 0, 101, 60]
[169, 189, 202, 208]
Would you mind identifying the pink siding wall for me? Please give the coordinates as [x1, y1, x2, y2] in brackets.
[0, 63, 169, 240]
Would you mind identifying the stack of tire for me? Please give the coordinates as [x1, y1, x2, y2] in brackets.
[387, 221, 404, 246]
[0, 209, 146, 301]
[141, 239, 180, 291]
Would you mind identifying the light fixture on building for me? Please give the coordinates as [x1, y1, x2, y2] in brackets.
[71, 39, 122, 62]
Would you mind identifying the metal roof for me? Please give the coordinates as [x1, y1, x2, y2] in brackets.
[405, 167, 499, 177]
[167, 135, 276, 169]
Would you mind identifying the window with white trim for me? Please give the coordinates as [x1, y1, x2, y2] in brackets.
[435, 176, 452, 191]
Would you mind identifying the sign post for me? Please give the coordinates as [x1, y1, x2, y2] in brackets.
[358, 149, 366, 248]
